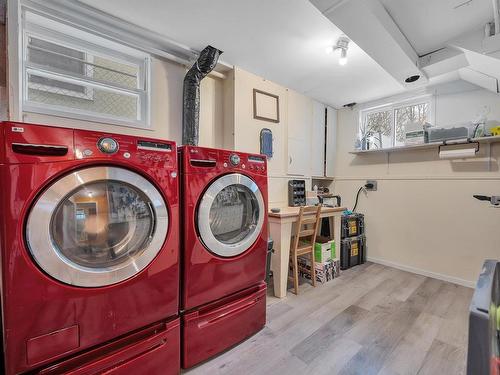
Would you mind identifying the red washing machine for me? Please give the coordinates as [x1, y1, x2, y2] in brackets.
[179, 145, 268, 368]
[0, 122, 180, 375]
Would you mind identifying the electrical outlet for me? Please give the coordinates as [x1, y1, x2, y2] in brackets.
[366, 180, 377, 191]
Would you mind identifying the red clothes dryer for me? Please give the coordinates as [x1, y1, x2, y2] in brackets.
[0, 122, 180, 375]
[179, 145, 268, 368]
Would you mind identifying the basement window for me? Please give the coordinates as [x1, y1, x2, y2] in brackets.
[21, 10, 151, 128]
[359, 97, 433, 150]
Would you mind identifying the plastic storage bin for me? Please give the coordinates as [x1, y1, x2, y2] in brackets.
[341, 213, 365, 238]
[340, 235, 366, 270]
[288, 179, 306, 206]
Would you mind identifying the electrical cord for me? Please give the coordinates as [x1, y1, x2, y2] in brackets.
[352, 186, 364, 212]
[352, 182, 374, 212]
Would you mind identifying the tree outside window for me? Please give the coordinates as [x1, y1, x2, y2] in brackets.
[363, 110, 392, 149]
[395, 103, 429, 146]
[360, 98, 431, 150]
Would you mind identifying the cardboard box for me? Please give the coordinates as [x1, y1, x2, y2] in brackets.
[314, 236, 335, 262]
[295, 257, 340, 284]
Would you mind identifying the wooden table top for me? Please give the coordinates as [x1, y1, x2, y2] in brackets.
[268, 206, 346, 218]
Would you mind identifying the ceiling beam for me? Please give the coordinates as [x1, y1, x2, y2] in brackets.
[459, 67, 498, 93]
[310, 0, 427, 87]
[419, 48, 468, 78]
[418, 27, 500, 94]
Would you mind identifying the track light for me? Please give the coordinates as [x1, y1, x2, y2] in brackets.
[326, 36, 350, 66]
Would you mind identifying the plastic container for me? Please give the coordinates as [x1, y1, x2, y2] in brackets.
[340, 235, 366, 270]
[288, 179, 306, 206]
[342, 213, 365, 238]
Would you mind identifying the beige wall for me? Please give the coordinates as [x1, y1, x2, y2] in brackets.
[233, 67, 288, 176]
[18, 57, 226, 148]
[233, 67, 318, 208]
[233, 67, 290, 207]
[335, 88, 500, 286]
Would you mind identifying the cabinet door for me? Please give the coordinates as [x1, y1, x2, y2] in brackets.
[287, 90, 312, 176]
[311, 101, 326, 177]
[288, 137, 310, 176]
[325, 106, 337, 178]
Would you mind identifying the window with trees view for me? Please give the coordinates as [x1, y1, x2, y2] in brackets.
[359, 98, 432, 150]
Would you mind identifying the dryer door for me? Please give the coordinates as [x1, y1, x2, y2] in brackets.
[26, 166, 168, 287]
[197, 173, 265, 257]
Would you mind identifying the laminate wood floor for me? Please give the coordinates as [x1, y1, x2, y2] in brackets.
[185, 262, 473, 375]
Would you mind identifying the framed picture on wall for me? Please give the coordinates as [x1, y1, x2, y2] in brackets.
[253, 89, 280, 123]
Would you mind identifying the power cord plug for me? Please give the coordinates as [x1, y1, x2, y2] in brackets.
[352, 182, 375, 212]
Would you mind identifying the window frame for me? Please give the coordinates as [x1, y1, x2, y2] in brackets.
[359, 95, 435, 149]
[26, 35, 95, 100]
[20, 9, 152, 129]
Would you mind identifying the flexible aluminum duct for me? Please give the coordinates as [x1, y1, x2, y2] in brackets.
[182, 45, 223, 146]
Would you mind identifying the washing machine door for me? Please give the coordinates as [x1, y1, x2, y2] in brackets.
[26, 166, 168, 287]
[197, 173, 265, 257]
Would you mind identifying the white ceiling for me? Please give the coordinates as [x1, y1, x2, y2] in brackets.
[78, 0, 405, 108]
[381, 0, 494, 56]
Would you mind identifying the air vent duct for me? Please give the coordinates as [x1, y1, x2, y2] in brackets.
[182, 45, 222, 146]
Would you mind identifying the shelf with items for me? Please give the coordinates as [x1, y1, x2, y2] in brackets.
[349, 135, 500, 155]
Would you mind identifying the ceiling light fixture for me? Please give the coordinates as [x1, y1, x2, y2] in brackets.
[339, 48, 348, 66]
[326, 36, 350, 66]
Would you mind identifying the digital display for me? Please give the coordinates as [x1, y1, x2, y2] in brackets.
[137, 140, 172, 151]
[248, 155, 265, 163]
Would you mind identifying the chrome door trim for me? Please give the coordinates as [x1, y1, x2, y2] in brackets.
[26, 166, 169, 287]
[197, 173, 265, 257]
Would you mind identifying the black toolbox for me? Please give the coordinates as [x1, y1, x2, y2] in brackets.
[341, 213, 365, 238]
[340, 234, 366, 270]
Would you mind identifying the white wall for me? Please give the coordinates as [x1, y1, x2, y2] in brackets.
[335, 87, 500, 286]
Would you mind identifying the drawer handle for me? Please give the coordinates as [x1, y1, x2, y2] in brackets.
[12, 143, 68, 156]
[198, 298, 259, 328]
[190, 158, 217, 167]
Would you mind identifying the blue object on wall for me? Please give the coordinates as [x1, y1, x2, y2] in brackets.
[260, 128, 273, 158]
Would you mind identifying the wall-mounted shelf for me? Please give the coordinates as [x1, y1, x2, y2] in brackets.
[311, 176, 335, 181]
[349, 135, 500, 155]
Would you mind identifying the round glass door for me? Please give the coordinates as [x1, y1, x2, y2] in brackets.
[198, 173, 265, 257]
[26, 166, 168, 287]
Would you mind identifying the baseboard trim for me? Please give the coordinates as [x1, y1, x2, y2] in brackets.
[367, 257, 475, 289]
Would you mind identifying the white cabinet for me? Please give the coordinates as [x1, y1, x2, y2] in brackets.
[287, 90, 312, 176]
[325, 106, 337, 178]
[311, 101, 326, 177]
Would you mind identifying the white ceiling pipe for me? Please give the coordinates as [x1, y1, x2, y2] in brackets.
[493, 0, 500, 34]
